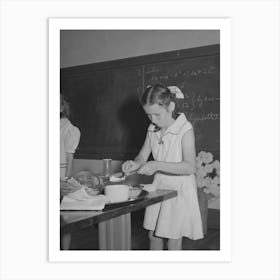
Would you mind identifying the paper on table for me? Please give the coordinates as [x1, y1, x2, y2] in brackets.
[60, 188, 108, 210]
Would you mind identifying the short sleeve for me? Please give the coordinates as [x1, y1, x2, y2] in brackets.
[64, 126, 81, 153]
[181, 120, 193, 135]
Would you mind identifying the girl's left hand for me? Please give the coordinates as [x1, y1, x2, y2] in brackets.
[137, 161, 158, 176]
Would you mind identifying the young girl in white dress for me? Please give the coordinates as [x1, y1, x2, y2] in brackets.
[122, 84, 203, 250]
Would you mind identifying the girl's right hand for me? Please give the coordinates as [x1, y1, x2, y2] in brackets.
[122, 160, 139, 174]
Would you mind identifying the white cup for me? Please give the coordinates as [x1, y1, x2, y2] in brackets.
[105, 184, 129, 203]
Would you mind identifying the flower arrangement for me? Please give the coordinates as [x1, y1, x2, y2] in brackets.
[195, 151, 220, 197]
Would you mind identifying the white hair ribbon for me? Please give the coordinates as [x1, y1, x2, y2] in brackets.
[167, 86, 184, 99]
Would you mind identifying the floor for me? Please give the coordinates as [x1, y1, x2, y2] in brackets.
[68, 209, 220, 250]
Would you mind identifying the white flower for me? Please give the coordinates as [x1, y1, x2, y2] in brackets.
[212, 176, 220, 185]
[203, 187, 211, 194]
[201, 155, 207, 163]
[196, 151, 220, 197]
[204, 177, 212, 188]
[204, 163, 214, 173]
[212, 160, 220, 174]
[204, 152, 213, 164]
[197, 151, 207, 162]
[196, 165, 207, 177]
[197, 151, 213, 164]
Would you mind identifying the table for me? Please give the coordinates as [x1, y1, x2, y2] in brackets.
[60, 189, 177, 250]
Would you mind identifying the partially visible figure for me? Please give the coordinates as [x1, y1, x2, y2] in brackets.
[60, 94, 81, 250]
[60, 94, 81, 179]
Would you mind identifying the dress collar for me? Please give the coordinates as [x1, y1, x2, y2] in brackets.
[147, 113, 188, 135]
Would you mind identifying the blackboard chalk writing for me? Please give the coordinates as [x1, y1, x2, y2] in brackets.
[145, 66, 160, 74]
[189, 112, 220, 121]
[182, 94, 219, 111]
[203, 112, 219, 120]
[149, 65, 216, 82]
[157, 75, 169, 80]
[188, 66, 216, 76]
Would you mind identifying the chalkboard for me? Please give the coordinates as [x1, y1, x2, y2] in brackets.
[61, 44, 220, 160]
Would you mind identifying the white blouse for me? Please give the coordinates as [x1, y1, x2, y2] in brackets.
[60, 118, 81, 177]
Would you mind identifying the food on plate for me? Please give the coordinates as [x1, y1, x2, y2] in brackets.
[66, 177, 82, 187]
[73, 170, 103, 195]
[60, 179, 82, 197]
[84, 187, 99, 196]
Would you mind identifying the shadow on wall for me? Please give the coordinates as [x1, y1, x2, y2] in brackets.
[117, 95, 149, 153]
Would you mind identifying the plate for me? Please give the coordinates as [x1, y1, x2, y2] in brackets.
[103, 190, 148, 210]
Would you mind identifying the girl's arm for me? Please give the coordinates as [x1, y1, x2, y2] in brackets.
[134, 132, 152, 165]
[138, 129, 196, 176]
[158, 129, 196, 175]
[122, 132, 151, 173]
[65, 152, 74, 178]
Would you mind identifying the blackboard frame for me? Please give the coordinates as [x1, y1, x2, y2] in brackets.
[61, 44, 219, 75]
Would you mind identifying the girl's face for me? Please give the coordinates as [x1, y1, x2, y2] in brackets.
[143, 102, 174, 129]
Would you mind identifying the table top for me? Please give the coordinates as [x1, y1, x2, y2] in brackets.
[60, 189, 177, 233]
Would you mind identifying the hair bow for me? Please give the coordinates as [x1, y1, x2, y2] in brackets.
[168, 86, 184, 99]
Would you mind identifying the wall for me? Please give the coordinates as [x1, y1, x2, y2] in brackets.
[60, 30, 219, 68]
[61, 30, 220, 190]
[72, 159, 122, 176]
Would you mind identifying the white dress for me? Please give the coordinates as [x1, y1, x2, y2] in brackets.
[60, 118, 81, 178]
[143, 114, 203, 240]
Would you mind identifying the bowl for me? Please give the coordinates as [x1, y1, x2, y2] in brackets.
[104, 184, 130, 203]
[129, 187, 142, 199]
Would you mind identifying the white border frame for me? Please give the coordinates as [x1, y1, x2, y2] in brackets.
[49, 18, 231, 262]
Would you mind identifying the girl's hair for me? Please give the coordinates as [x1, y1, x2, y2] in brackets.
[60, 94, 70, 119]
[140, 83, 180, 118]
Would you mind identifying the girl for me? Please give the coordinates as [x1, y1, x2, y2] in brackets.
[122, 84, 203, 250]
[60, 94, 81, 179]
